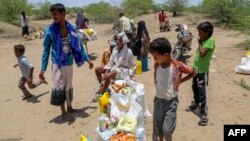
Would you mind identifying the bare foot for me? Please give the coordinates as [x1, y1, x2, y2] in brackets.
[22, 94, 33, 100]
[41, 78, 48, 85]
[67, 107, 81, 113]
[61, 113, 75, 121]
[91, 94, 99, 103]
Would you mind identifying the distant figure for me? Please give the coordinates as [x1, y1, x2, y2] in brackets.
[119, 12, 133, 39]
[13, 44, 47, 100]
[135, 20, 150, 72]
[20, 11, 29, 37]
[159, 10, 168, 23]
[75, 12, 89, 29]
[119, 12, 132, 33]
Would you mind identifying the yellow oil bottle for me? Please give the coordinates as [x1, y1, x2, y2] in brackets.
[136, 60, 142, 74]
[99, 92, 110, 113]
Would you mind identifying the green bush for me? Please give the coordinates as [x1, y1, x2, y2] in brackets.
[0, 29, 5, 34]
[0, 0, 33, 25]
[32, 0, 52, 20]
[122, 0, 154, 18]
[201, 0, 248, 30]
[84, 2, 120, 24]
[165, 0, 189, 17]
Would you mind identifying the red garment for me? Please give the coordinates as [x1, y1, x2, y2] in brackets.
[159, 12, 167, 22]
[154, 59, 194, 91]
[80, 23, 88, 29]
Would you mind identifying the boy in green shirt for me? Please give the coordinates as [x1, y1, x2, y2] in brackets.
[186, 21, 215, 126]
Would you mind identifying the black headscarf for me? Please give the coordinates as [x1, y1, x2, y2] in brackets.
[136, 20, 149, 40]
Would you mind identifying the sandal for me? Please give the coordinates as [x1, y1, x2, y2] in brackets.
[22, 95, 33, 100]
[198, 116, 208, 126]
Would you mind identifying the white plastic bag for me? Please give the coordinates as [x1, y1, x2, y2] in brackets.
[236, 56, 250, 74]
[127, 80, 152, 117]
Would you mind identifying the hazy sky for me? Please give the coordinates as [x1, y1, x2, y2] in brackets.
[28, 0, 203, 7]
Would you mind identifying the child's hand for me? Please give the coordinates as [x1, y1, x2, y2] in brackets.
[13, 64, 18, 68]
[88, 61, 94, 69]
[198, 38, 203, 45]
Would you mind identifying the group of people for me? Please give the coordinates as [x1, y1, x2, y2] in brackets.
[15, 3, 215, 141]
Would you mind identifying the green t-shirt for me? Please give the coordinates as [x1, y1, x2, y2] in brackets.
[193, 37, 215, 73]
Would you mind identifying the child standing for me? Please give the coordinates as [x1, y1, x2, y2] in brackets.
[101, 35, 117, 66]
[14, 44, 47, 100]
[149, 37, 196, 141]
[185, 21, 215, 126]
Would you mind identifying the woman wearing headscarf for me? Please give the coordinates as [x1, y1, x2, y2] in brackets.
[75, 12, 89, 29]
[135, 20, 150, 72]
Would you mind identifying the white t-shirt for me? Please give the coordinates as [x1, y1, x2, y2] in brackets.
[18, 55, 33, 79]
[62, 35, 71, 54]
[155, 64, 178, 100]
[119, 16, 132, 33]
[20, 15, 29, 27]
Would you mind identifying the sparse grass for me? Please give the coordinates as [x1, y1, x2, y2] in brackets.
[0, 29, 4, 34]
[240, 79, 250, 91]
[236, 39, 250, 50]
[234, 78, 250, 91]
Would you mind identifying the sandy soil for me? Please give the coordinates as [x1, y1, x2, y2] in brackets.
[0, 13, 250, 141]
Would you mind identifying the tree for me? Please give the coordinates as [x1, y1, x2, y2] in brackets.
[122, 0, 154, 17]
[84, 2, 118, 23]
[0, 0, 33, 24]
[35, 0, 52, 19]
[202, 0, 245, 26]
[165, 0, 189, 17]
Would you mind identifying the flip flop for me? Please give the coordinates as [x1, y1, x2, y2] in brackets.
[22, 95, 33, 100]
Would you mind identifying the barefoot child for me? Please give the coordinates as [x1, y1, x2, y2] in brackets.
[14, 44, 47, 100]
[149, 37, 196, 141]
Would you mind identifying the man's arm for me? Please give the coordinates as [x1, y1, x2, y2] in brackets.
[40, 28, 52, 77]
[79, 41, 93, 69]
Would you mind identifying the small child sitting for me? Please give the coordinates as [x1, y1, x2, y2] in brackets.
[101, 35, 117, 66]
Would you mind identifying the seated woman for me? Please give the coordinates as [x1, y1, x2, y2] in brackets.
[93, 32, 136, 102]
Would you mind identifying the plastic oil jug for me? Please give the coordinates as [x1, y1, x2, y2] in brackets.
[136, 60, 142, 74]
[80, 135, 91, 141]
[99, 92, 110, 113]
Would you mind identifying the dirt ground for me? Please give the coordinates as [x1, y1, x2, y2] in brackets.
[0, 13, 250, 141]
